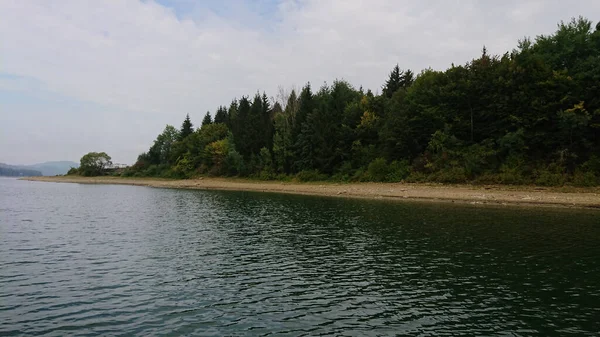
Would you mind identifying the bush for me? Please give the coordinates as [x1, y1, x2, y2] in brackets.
[497, 169, 528, 185]
[331, 162, 354, 182]
[224, 149, 246, 176]
[429, 167, 468, 183]
[161, 168, 185, 179]
[295, 170, 328, 182]
[405, 171, 427, 183]
[535, 171, 566, 186]
[535, 163, 566, 186]
[351, 167, 366, 182]
[66, 167, 79, 175]
[572, 171, 598, 187]
[386, 160, 410, 182]
[367, 158, 390, 182]
[582, 155, 600, 175]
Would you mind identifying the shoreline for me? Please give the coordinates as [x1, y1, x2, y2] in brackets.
[20, 176, 600, 210]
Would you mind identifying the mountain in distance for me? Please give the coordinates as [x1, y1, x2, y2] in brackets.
[0, 163, 42, 177]
[24, 161, 79, 176]
[0, 161, 79, 176]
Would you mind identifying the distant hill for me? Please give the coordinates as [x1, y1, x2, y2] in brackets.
[0, 163, 42, 177]
[23, 161, 79, 176]
[0, 161, 79, 176]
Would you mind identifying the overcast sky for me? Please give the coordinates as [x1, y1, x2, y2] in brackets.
[1, 0, 599, 165]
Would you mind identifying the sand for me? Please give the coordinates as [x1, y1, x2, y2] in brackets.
[20, 176, 600, 209]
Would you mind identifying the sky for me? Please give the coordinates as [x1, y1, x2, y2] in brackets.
[1, 1, 599, 165]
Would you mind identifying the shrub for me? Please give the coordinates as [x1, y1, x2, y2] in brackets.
[535, 163, 566, 186]
[535, 171, 565, 186]
[582, 155, 600, 175]
[295, 170, 327, 182]
[224, 149, 246, 176]
[331, 162, 354, 182]
[572, 171, 598, 187]
[66, 167, 79, 175]
[351, 167, 366, 182]
[429, 167, 468, 184]
[386, 160, 410, 182]
[405, 171, 427, 183]
[367, 158, 390, 182]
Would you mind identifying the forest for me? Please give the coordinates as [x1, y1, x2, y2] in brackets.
[122, 17, 600, 186]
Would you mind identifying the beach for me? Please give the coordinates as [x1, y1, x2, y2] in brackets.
[21, 176, 600, 209]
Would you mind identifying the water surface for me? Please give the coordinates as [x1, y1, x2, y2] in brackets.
[1, 177, 599, 336]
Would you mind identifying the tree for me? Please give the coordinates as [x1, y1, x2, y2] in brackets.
[179, 114, 194, 140]
[79, 152, 112, 176]
[383, 65, 414, 98]
[202, 112, 213, 127]
[214, 106, 228, 124]
[148, 125, 179, 165]
[124, 17, 600, 186]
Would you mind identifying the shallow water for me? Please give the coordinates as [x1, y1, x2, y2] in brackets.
[1, 177, 599, 336]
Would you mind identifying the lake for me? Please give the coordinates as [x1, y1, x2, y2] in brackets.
[1, 177, 599, 336]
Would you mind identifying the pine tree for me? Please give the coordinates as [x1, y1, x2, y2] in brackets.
[234, 97, 251, 157]
[214, 106, 228, 124]
[202, 111, 213, 127]
[247, 93, 264, 156]
[400, 69, 414, 88]
[382, 64, 403, 98]
[261, 93, 274, 151]
[179, 114, 194, 140]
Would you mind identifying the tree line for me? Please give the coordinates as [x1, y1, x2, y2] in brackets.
[123, 17, 600, 186]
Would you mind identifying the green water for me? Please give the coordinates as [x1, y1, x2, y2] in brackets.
[1, 177, 599, 336]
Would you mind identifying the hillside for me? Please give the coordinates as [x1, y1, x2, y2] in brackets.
[0, 163, 42, 177]
[24, 161, 79, 176]
[0, 161, 78, 176]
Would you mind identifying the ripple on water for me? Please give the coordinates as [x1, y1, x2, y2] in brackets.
[1, 179, 600, 336]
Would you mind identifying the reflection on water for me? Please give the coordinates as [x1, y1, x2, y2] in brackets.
[1, 177, 599, 336]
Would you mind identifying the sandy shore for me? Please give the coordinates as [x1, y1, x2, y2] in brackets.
[21, 176, 600, 209]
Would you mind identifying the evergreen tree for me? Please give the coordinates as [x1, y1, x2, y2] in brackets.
[246, 93, 265, 156]
[234, 97, 251, 157]
[382, 64, 403, 98]
[214, 106, 228, 124]
[202, 112, 213, 127]
[261, 93, 274, 152]
[179, 114, 194, 140]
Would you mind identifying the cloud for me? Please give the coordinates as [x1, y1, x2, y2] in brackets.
[0, 0, 598, 164]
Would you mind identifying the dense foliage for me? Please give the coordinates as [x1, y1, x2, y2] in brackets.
[70, 152, 113, 176]
[125, 18, 600, 186]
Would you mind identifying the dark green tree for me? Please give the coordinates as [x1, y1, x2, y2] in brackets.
[214, 106, 228, 124]
[179, 114, 194, 140]
[79, 152, 112, 176]
[202, 112, 213, 127]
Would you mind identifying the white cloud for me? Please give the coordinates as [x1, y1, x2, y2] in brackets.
[0, 0, 599, 164]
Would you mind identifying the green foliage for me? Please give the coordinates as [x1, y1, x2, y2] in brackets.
[123, 17, 600, 187]
[331, 161, 354, 182]
[202, 112, 213, 127]
[295, 170, 328, 182]
[572, 170, 598, 187]
[147, 125, 179, 165]
[367, 158, 390, 182]
[179, 114, 194, 140]
[429, 167, 469, 184]
[214, 106, 228, 124]
[387, 160, 411, 182]
[79, 152, 112, 177]
[535, 163, 567, 186]
[66, 167, 79, 175]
